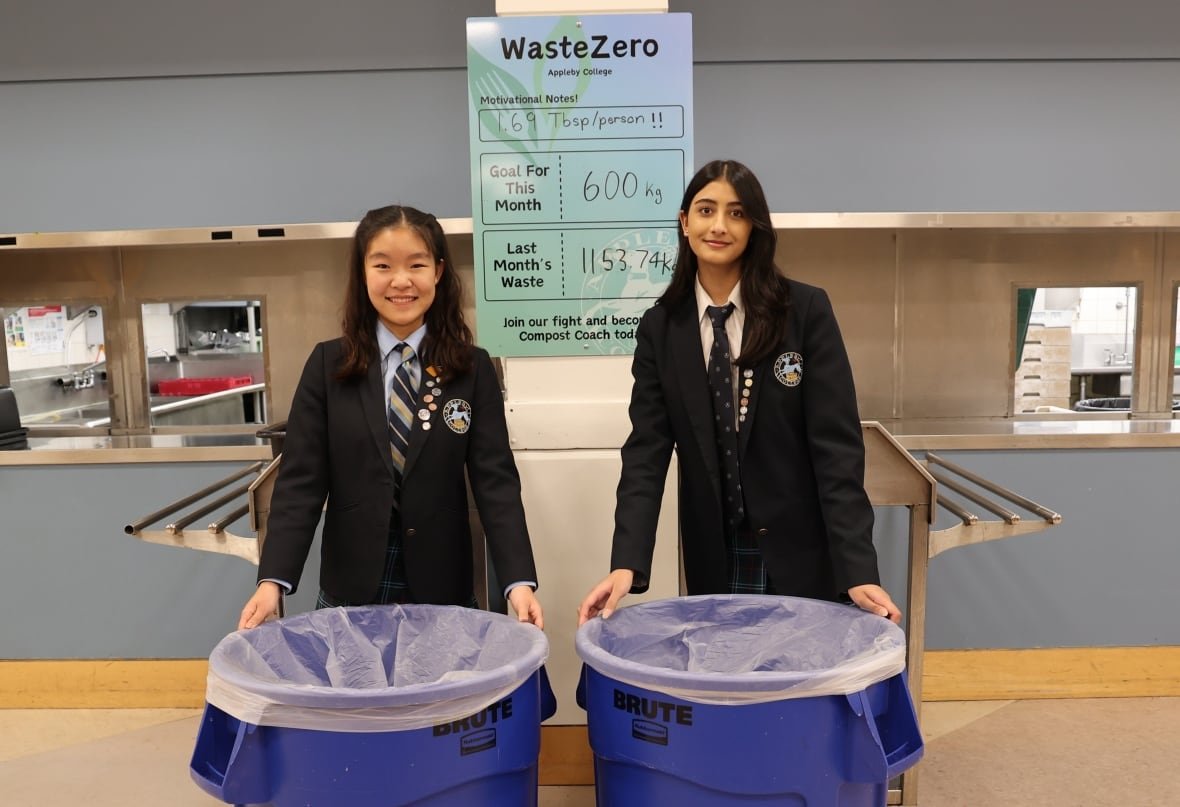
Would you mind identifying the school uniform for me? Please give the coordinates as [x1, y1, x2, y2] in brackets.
[610, 278, 880, 601]
[257, 331, 537, 606]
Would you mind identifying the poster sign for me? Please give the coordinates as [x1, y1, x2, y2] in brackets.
[467, 13, 693, 356]
[6, 306, 66, 355]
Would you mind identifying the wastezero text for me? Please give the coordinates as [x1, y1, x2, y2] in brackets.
[500, 35, 659, 60]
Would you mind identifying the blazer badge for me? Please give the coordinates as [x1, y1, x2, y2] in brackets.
[442, 399, 472, 434]
[774, 352, 803, 387]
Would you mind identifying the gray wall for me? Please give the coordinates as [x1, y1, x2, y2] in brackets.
[3, 448, 1176, 658]
[0, 462, 321, 658]
[876, 450, 1180, 650]
[5, 2, 1180, 233]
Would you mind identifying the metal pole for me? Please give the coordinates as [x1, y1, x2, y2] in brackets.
[900, 502, 930, 807]
[166, 482, 253, 534]
[929, 470, 1020, 524]
[934, 492, 978, 526]
[124, 462, 262, 533]
[208, 503, 250, 533]
[926, 453, 1061, 523]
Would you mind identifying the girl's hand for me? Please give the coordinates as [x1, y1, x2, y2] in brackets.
[848, 583, 903, 624]
[577, 569, 634, 626]
[507, 585, 544, 629]
[238, 581, 282, 630]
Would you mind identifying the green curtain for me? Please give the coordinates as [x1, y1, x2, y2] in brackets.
[1015, 288, 1036, 368]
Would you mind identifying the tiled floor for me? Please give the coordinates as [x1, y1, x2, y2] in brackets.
[0, 699, 1175, 806]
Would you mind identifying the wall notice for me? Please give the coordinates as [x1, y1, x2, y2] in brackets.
[6, 306, 66, 355]
[467, 13, 693, 356]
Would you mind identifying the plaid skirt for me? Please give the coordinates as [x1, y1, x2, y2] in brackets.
[726, 524, 775, 595]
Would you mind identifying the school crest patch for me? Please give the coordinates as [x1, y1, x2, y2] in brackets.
[774, 352, 803, 387]
[442, 398, 472, 434]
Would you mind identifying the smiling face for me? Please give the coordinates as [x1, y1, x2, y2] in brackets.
[364, 225, 444, 339]
[678, 179, 752, 276]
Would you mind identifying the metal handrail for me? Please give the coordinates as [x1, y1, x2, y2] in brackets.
[165, 482, 252, 534]
[124, 457, 281, 567]
[123, 462, 262, 534]
[209, 503, 251, 534]
[934, 490, 978, 526]
[926, 452, 1062, 524]
[86, 383, 266, 428]
[929, 470, 1021, 524]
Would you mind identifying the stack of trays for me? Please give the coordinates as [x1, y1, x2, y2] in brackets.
[0, 387, 28, 450]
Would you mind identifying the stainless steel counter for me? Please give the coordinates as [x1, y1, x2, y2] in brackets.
[882, 417, 1180, 449]
[3, 417, 1180, 466]
[0, 433, 271, 465]
[1071, 366, 1137, 375]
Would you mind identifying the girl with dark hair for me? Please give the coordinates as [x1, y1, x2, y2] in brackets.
[240, 205, 543, 629]
[579, 160, 899, 624]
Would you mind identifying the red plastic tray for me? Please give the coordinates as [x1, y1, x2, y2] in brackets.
[157, 375, 253, 396]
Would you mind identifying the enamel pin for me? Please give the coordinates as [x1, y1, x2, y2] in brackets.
[738, 369, 753, 424]
[774, 352, 803, 387]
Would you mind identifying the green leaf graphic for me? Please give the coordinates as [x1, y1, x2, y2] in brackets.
[468, 45, 539, 165]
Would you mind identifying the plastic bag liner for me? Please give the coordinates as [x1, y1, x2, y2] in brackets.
[575, 595, 905, 706]
[206, 605, 548, 733]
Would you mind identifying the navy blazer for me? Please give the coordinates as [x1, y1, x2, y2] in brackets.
[258, 339, 537, 605]
[610, 279, 879, 600]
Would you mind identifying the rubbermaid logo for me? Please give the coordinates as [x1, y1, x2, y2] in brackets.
[460, 728, 497, 756]
[631, 719, 668, 746]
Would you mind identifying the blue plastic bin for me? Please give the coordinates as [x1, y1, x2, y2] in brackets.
[576, 595, 924, 806]
[191, 605, 554, 807]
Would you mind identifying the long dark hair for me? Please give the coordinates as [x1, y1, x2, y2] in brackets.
[658, 159, 790, 367]
[338, 205, 473, 380]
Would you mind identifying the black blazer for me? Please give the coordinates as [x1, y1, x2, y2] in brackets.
[610, 279, 879, 600]
[258, 339, 537, 605]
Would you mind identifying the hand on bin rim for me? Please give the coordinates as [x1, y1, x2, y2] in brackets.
[207, 605, 549, 733]
[575, 594, 906, 705]
[507, 585, 544, 629]
[238, 581, 282, 630]
[578, 569, 634, 626]
[847, 583, 903, 624]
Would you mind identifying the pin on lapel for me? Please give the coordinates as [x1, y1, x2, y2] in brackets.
[774, 352, 803, 387]
[739, 368, 754, 423]
[443, 399, 472, 434]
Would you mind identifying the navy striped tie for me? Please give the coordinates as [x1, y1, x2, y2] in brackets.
[388, 343, 417, 481]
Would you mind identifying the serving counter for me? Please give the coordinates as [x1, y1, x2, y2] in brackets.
[1, 433, 270, 464]
[6, 415, 1180, 466]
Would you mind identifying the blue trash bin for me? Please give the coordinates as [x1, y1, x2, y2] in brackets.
[576, 595, 923, 806]
[191, 605, 554, 807]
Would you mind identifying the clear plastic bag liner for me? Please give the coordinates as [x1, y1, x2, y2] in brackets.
[575, 595, 905, 705]
[206, 605, 548, 732]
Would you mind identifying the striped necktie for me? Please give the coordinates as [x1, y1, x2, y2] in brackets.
[388, 342, 417, 478]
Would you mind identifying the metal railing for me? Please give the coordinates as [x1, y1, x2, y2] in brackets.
[861, 423, 1063, 806]
[124, 458, 280, 565]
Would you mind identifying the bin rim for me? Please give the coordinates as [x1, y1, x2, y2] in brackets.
[209, 604, 548, 711]
[575, 594, 906, 703]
